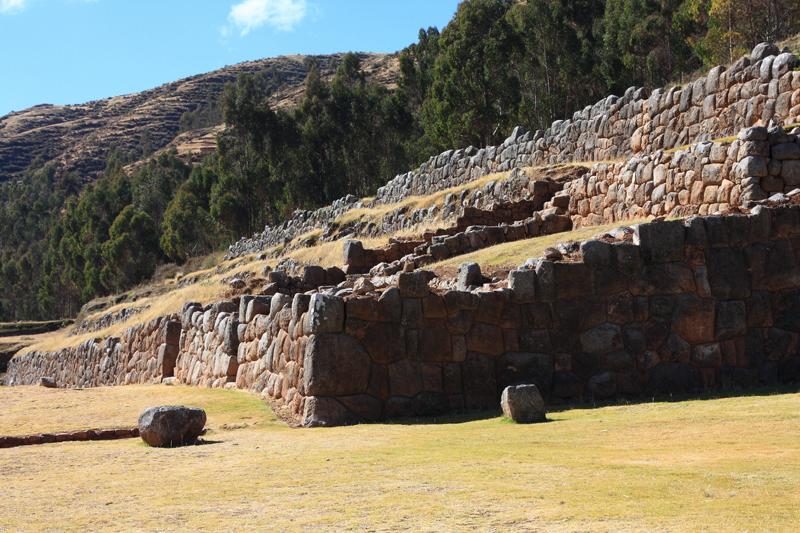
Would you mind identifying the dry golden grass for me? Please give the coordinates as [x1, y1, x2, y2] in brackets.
[431, 219, 650, 271]
[567, 158, 626, 169]
[1, 384, 799, 531]
[334, 170, 513, 227]
[0, 384, 275, 436]
[664, 134, 737, 154]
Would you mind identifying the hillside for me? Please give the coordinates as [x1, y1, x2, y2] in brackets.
[0, 53, 398, 183]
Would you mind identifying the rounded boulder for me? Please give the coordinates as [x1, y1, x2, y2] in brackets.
[501, 384, 546, 424]
[138, 406, 207, 448]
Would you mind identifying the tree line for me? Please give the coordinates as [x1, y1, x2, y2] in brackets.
[1, 0, 798, 321]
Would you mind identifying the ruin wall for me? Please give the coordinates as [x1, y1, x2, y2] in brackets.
[8, 205, 800, 426]
[227, 49, 800, 257]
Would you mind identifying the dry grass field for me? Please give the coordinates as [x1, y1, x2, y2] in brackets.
[1, 385, 799, 532]
[430, 218, 649, 273]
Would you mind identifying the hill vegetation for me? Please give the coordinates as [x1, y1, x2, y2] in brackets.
[1, 0, 799, 321]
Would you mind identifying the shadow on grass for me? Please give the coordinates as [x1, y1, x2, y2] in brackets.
[546, 383, 800, 414]
[374, 384, 800, 426]
[381, 409, 501, 426]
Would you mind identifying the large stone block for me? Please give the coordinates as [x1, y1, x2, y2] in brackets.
[736, 156, 769, 178]
[748, 241, 800, 291]
[781, 160, 800, 186]
[342, 239, 365, 267]
[772, 142, 800, 160]
[418, 322, 454, 362]
[580, 239, 613, 267]
[634, 220, 686, 263]
[398, 271, 432, 298]
[388, 359, 423, 398]
[580, 323, 623, 354]
[462, 352, 497, 409]
[635, 263, 696, 295]
[302, 266, 327, 287]
[497, 352, 553, 395]
[245, 297, 271, 324]
[692, 343, 723, 368]
[466, 323, 504, 356]
[508, 269, 536, 303]
[552, 263, 594, 300]
[303, 333, 370, 396]
[707, 248, 751, 299]
[672, 295, 716, 344]
[457, 262, 482, 291]
[587, 371, 618, 399]
[302, 397, 356, 428]
[305, 293, 344, 334]
[138, 406, 206, 447]
[345, 318, 404, 364]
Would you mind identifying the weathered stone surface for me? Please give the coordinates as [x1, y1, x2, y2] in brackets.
[500, 384, 546, 423]
[398, 271, 432, 298]
[508, 269, 536, 303]
[580, 323, 623, 354]
[588, 371, 617, 399]
[304, 334, 370, 396]
[634, 220, 685, 263]
[138, 406, 206, 447]
[498, 352, 553, 394]
[457, 262, 483, 291]
[305, 294, 344, 334]
[302, 397, 355, 428]
[751, 42, 778, 62]
[671, 295, 716, 343]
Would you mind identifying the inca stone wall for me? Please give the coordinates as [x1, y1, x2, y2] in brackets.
[298, 205, 800, 426]
[227, 46, 800, 258]
[6, 205, 800, 425]
[552, 125, 800, 227]
[5, 316, 180, 387]
[6, 44, 800, 427]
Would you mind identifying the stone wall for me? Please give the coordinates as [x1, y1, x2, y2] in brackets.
[5, 316, 180, 387]
[173, 295, 312, 422]
[226, 46, 800, 259]
[298, 205, 800, 426]
[7, 205, 800, 425]
[551, 125, 800, 227]
[4, 294, 318, 425]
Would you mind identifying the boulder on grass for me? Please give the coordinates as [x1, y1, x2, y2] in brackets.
[138, 406, 206, 447]
[500, 384, 546, 423]
[39, 377, 57, 388]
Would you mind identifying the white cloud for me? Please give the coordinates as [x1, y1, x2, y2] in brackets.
[227, 0, 307, 35]
[0, 0, 28, 13]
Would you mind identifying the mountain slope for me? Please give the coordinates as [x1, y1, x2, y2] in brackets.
[0, 53, 398, 183]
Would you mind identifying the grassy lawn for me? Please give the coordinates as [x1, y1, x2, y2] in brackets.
[1, 385, 799, 531]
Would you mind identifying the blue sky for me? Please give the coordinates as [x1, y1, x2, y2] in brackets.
[0, 0, 459, 116]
